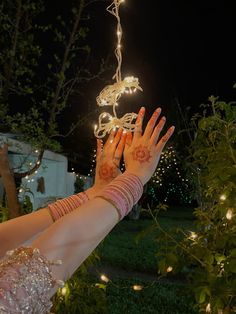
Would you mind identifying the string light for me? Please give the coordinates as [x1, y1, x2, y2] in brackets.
[150, 146, 191, 205]
[206, 303, 211, 313]
[132, 285, 143, 291]
[166, 266, 173, 273]
[226, 208, 233, 220]
[220, 194, 226, 201]
[94, 0, 142, 138]
[100, 274, 109, 283]
[61, 286, 67, 296]
[189, 231, 197, 240]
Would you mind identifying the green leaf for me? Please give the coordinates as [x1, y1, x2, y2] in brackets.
[215, 253, 226, 263]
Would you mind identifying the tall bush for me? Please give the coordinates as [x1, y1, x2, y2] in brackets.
[152, 94, 236, 313]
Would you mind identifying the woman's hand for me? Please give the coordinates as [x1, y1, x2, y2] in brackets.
[124, 107, 175, 185]
[92, 128, 126, 194]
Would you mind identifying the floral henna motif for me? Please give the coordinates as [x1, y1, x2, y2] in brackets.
[99, 162, 117, 181]
[131, 145, 152, 163]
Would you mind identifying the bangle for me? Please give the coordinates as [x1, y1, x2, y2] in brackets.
[96, 172, 143, 220]
[47, 191, 90, 221]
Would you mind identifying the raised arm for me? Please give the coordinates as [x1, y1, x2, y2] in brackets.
[32, 106, 174, 283]
[0, 128, 126, 257]
[0, 106, 174, 313]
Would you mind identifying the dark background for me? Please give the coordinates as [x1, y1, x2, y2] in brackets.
[47, 0, 235, 173]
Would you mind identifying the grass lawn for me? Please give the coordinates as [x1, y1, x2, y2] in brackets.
[94, 206, 198, 313]
[107, 278, 198, 314]
[97, 206, 195, 273]
[55, 206, 198, 313]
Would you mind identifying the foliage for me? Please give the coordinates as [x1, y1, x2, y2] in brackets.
[0, 204, 8, 222]
[74, 176, 85, 193]
[0, 0, 100, 149]
[148, 146, 193, 207]
[149, 96, 236, 313]
[0, 193, 33, 221]
[52, 250, 107, 314]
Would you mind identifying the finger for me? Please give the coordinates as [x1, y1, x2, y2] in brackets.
[133, 106, 145, 141]
[125, 131, 133, 148]
[150, 116, 166, 145]
[143, 107, 161, 139]
[96, 139, 103, 162]
[113, 131, 127, 166]
[104, 129, 116, 150]
[156, 126, 175, 153]
[111, 128, 123, 148]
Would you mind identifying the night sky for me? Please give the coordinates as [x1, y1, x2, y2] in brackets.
[48, 0, 235, 172]
[88, 0, 235, 108]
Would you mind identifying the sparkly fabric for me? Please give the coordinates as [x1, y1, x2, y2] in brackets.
[0, 247, 64, 314]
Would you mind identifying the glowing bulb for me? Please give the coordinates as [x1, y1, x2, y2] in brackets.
[133, 285, 143, 291]
[206, 303, 211, 313]
[61, 287, 67, 296]
[35, 149, 39, 153]
[100, 274, 109, 283]
[117, 44, 121, 49]
[19, 189, 23, 193]
[36, 161, 40, 165]
[166, 266, 173, 273]
[189, 231, 197, 240]
[220, 194, 226, 201]
[226, 208, 233, 220]
[117, 30, 121, 36]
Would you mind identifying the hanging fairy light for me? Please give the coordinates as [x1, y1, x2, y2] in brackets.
[94, 0, 142, 138]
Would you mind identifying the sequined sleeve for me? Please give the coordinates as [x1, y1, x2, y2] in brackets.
[0, 247, 64, 314]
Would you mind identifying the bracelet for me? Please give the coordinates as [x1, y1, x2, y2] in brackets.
[96, 172, 143, 220]
[48, 191, 89, 222]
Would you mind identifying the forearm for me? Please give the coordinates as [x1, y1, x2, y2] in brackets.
[31, 172, 143, 288]
[0, 208, 52, 258]
[32, 197, 119, 289]
[0, 187, 98, 257]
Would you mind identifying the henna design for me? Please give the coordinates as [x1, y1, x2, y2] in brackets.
[99, 162, 117, 181]
[132, 145, 152, 163]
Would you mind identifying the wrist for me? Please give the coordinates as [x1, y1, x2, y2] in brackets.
[85, 186, 102, 199]
[123, 170, 145, 186]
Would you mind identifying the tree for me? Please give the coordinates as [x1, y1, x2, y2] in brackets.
[0, 0, 108, 218]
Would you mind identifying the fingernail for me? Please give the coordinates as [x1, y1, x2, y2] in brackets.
[170, 126, 175, 131]
[139, 107, 145, 116]
[162, 116, 166, 121]
[156, 107, 161, 113]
